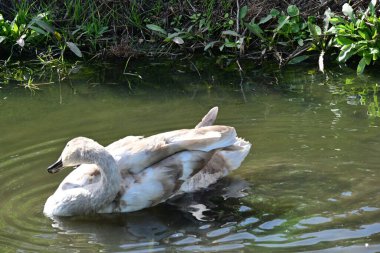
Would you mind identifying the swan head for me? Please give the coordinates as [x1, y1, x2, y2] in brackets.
[47, 137, 103, 174]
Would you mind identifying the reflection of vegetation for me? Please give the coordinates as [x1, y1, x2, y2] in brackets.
[321, 73, 380, 118]
[0, 60, 80, 90]
[343, 82, 380, 118]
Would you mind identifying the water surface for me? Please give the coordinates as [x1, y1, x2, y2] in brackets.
[0, 58, 379, 252]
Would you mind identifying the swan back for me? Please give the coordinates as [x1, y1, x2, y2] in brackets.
[113, 125, 237, 174]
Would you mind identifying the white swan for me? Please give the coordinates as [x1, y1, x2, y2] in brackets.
[44, 107, 251, 216]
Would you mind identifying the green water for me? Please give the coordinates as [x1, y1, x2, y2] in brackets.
[0, 59, 380, 252]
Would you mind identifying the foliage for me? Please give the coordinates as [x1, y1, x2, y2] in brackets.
[330, 1, 380, 74]
[0, 10, 52, 55]
[0, 8, 82, 65]
[0, 0, 379, 76]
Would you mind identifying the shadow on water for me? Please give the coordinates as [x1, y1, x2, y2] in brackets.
[49, 178, 253, 252]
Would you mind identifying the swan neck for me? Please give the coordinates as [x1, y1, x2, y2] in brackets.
[92, 149, 121, 210]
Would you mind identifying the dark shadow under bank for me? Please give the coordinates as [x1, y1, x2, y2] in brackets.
[1, 55, 380, 120]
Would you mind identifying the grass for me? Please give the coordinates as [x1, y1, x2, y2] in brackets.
[0, 0, 377, 75]
[0, 0, 359, 57]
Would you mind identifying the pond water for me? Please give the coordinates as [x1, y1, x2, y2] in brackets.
[0, 58, 379, 252]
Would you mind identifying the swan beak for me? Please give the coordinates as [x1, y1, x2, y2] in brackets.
[47, 159, 63, 174]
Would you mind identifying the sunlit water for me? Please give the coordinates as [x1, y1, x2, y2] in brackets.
[0, 58, 379, 252]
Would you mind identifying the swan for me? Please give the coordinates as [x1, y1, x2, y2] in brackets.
[44, 107, 251, 216]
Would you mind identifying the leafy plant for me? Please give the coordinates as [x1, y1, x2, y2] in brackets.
[243, 5, 310, 64]
[331, 0, 380, 74]
[271, 5, 308, 48]
[0, 10, 82, 62]
[0, 12, 51, 50]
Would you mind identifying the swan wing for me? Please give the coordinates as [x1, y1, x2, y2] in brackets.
[56, 164, 101, 190]
[114, 150, 214, 212]
[180, 137, 252, 192]
[114, 125, 237, 174]
[106, 136, 143, 151]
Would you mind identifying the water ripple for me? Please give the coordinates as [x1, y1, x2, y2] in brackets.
[0, 139, 64, 252]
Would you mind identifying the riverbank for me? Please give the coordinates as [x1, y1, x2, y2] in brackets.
[0, 1, 371, 64]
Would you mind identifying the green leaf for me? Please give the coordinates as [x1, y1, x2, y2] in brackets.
[358, 29, 371, 40]
[29, 25, 48, 35]
[369, 0, 377, 15]
[66, 41, 82, 58]
[204, 41, 218, 51]
[291, 23, 300, 33]
[307, 43, 318, 51]
[336, 24, 355, 33]
[338, 43, 356, 62]
[364, 53, 372, 64]
[223, 38, 236, 48]
[146, 24, 167, 35]
[345, 78, 354, 84]
[222, 30, 240, 37]
[276, 16, 290, 31]
[357, 56, 367, 74]
[287, 5, 299, 17]
[0, 36, 6, 44]
[259, 14, 272, 24]
[239, 5, 248, 20]
[11, 22, 18, 34]
[32, 18, 54, 34]
[370, 47, 379, 57]
[308, 22, 321, 40]
[372, 28, 378, 39]
[288, 55, 309, 64]
[245, 23, 265, 39]
[270, 9, 280, 17]
[329, 17, 345, 25]
[166, 32, 185, 40]
[336, 36, 354, 45]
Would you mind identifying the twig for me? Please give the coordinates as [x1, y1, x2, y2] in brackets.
[186, 0, 197, 12]
[236, 0, 240, 34]
[282, 43, 311, 66]
[189, 61, 201, 79]
[236, 60, 247, 103]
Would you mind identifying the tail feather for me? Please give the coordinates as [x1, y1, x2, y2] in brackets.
[179, 137, 251, 193]
[166, 125, 237, 152]
[195, 107, 218, 128]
